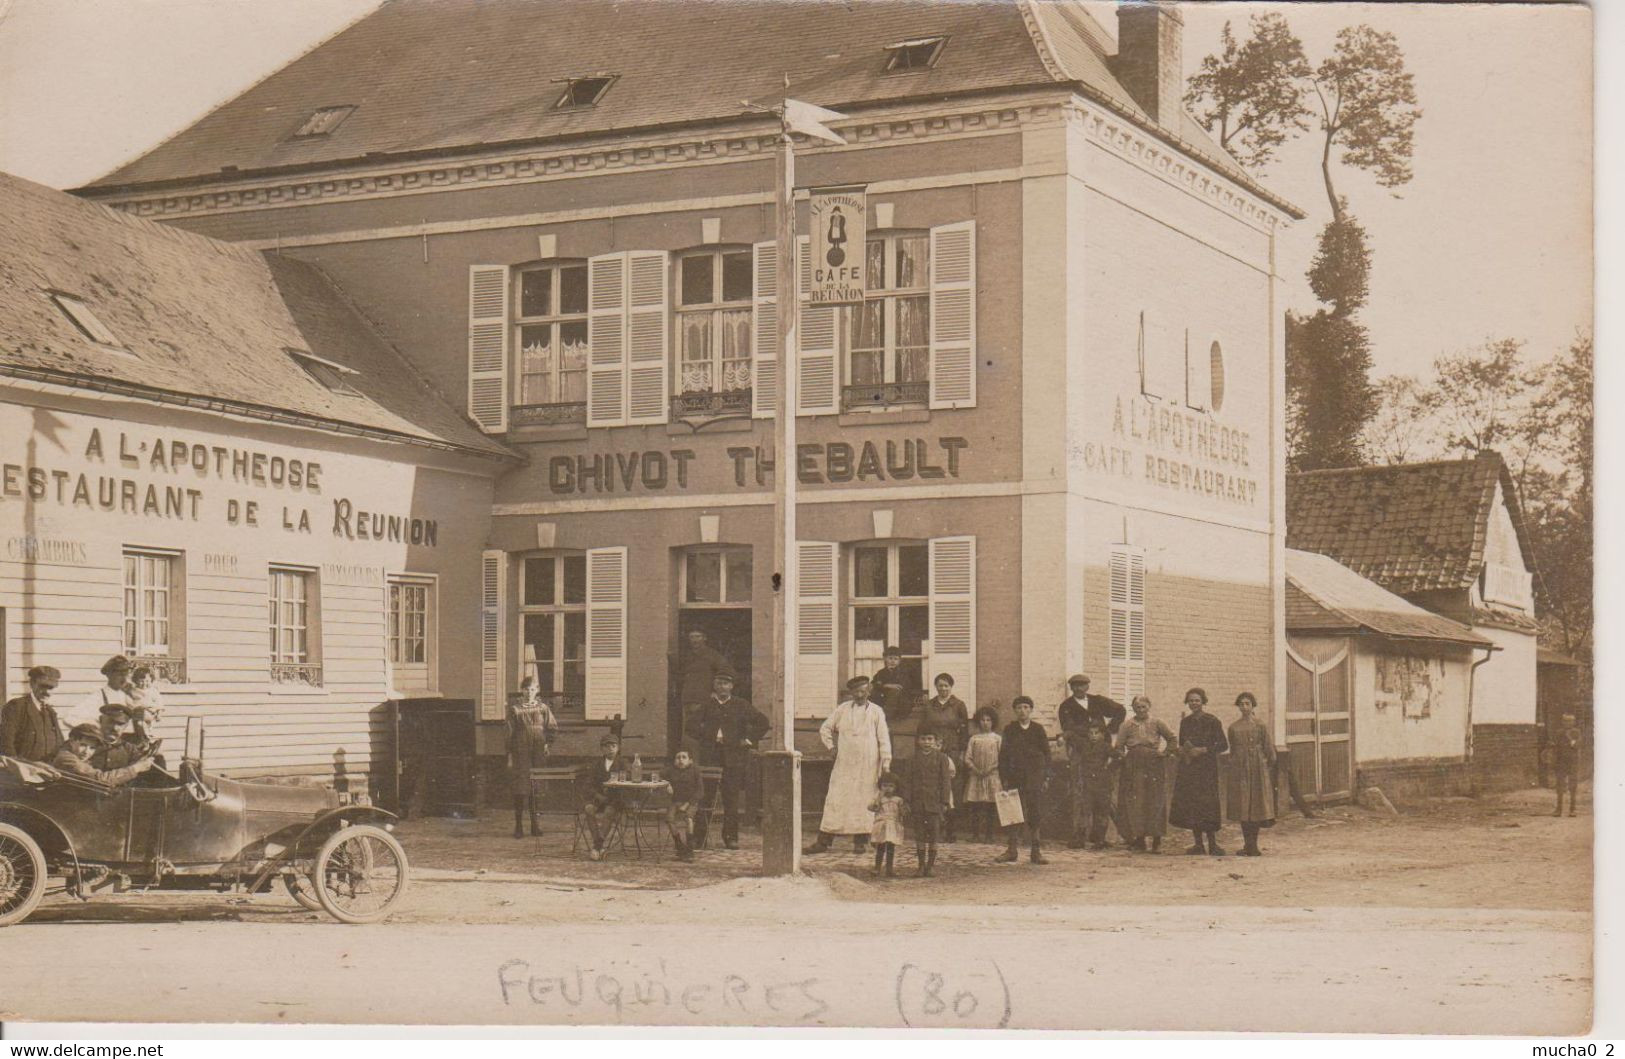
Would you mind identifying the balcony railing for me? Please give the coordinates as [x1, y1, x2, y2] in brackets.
[670, 389, 752, 422]
[270, 662, 325, 687]
[841, 380, 929, 411]
[131, 655, 186, 684]
[510, 401, 587, 428]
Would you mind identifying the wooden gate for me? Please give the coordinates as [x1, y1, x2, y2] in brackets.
[1285, 640, 1353, 802]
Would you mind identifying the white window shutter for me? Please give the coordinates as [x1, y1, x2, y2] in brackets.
[752, 241, 777, 419]
[929, 221, 976, 409]
[479, 550, 507, 721]
[626, 250, 669, 424]
[584, 546, 627, 720]
[794, 541, 838, 718]
[467, 265, 510, 433]
[1108, 546, 1146, 703]
[928, 536, 976, 713]
[587, 253, 628, 426]
[797, 236, 839, 416]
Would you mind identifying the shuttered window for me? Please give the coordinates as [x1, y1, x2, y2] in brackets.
[928, 536, 976, 713]
[584, 546, 628, 719]
[927, 221, 976, 409]
[752, 241, 778, 418]
[794, 541, 838, 717]
[479, 551, 506, 721]
[586, 252, 670, 426]
[1107, 546, 1146, 703]
[467, 265, 510, 432]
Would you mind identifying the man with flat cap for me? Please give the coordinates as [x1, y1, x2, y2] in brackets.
[1, 666, 64, 763]
[1057, 674, 1126, 847]
[688, 668, 770, 849]
[62, 654, 134, 729]
[54, 723, 157, 787]
[805, 674, 893, 854]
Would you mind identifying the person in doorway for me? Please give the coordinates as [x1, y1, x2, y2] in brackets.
[1225, 692, 1276, 856]
[917, 673, 969, 841]
[667, 744, 703, 861]
[1170, 687, 1228, 855]
[0, 666, 64, 763]
[578, 733, 624, 861]
[871, 647, 917, 727]
[63, 655, 133, 729]
[690, 669, 770, 849]
[867, 772, 905, 878]
[805, 675, 893, 855]
[1115, 695, 1177, 852]
[53, 723, 157, 787]
[905, 730, 955, 876]
[678, 630, 731, 729]
[508, 676, 559, 839]
[962, 705, 1004, 842]
[1071, 719, 1116, 850]
[1058, 674, 1125, 847]
[1553, 711, 1584, 817]
[996, 695, 1052, 865]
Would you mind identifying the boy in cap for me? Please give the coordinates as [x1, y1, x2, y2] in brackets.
[1552, 711, 1584, 817]
[905, 729, 955, 876]
[1, 666, 64, 763]
[578, 733, 624, 860]
[53, 723, 157, 787]
[997, 695, 1052, 864]
[1072, 719, 1116, 850]
[688, 667, 770, 849]
[63, 655, 134, 729]
[806, 674, 893, 855]
[667, 744, 703, 861]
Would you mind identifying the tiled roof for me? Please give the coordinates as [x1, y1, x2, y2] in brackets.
[0, 169, 511, 459]
[79, 0, 1298, 216]
[1286, 452, 1533, 596]
[1285, 549, 1492, 648]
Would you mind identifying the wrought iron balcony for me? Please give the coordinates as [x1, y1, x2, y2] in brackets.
[841, 381, 929, 411]
[510, 401, 587, 428]
[670, 389, 752, 422]
[131, 656, 186, 684]
[270, 662, 325, 687]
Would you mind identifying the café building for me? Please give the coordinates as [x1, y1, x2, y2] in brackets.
[76, 0, 1302, 768]
[0, 170, 509, 785]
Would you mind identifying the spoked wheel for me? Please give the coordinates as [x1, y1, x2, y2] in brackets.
[0, 823, 47, 927]
[312, 824, 408, 924]
[281, 870, 322, 912]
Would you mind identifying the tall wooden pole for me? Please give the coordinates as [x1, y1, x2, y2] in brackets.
[761, 123, 802, 875]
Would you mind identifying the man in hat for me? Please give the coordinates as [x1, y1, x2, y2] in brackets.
[689, 668, 770, 849]
[62, 654, 134, 729]
[54, 723, 158, 786]
[805, 675, 893, 854]
[677, 629, 731, 720]
[1057, 674, 1126, 848]
[95, 702, 162, 771]
[870, 646, 917, 726]
[1, 666, 64, 763]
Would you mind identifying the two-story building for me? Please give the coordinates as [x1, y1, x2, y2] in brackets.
[74, 0, 1301, 774]
[0, 169, 511, 789]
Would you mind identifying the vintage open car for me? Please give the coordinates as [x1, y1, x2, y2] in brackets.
[0, 720, 408, 926]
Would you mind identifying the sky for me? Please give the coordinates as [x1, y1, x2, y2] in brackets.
[0, 0, 1594, 380]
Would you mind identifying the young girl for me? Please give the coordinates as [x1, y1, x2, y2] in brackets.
[962, 706, 1004, 842]
[868, 772, 905, 877]
[125, 665, 164, 742]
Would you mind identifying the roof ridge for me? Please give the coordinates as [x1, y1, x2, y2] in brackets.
[1014, 0, 1071, 82]
[1288, 453, 1500, 477]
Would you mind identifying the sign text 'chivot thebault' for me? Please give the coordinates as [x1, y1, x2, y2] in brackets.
[808, 185, 867, 305]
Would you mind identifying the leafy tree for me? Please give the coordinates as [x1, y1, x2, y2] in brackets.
[1422, 338, 1550, 486]
[1310, 26, 1423, 221]
[1183, 13, 1312, 170]
[1362, 374, 1433, 465]
[1285, 212, 1378, 470]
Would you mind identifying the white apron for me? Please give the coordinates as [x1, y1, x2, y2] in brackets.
[818, 700, 893, 834]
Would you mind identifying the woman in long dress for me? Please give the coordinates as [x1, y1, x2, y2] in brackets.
[1115, 695, 1177, 852]
[805, 675, 893, 854]
[1169, 687, 1228, 856]
[1225, 692, 1276, 856]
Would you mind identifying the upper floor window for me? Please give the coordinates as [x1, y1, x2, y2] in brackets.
[676, 248, 753, 407]
[388, 576, 437, 693]
[269, 565, 322, 686]
[844, 232, 930, 411]
[513, 262, 589, 425]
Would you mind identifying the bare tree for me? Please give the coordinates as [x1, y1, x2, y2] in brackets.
[1183, 13, 1312, 170]
[1362, 374, 1435, 464]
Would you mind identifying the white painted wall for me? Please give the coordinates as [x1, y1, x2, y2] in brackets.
[1352, 645, 1473, 764]
[1472, 624, 1539, 725]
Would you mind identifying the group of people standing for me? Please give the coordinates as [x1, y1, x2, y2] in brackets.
[804, 664, 1284, 873]
[0, 656, 167, 786]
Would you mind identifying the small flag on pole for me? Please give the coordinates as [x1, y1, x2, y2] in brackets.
[781, 99, 848, 145]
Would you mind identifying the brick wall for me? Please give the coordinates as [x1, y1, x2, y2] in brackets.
[1471, 723, 1540, 791]
[1357, 759, 1473, 806]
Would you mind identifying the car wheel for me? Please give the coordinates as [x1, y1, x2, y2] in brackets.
[281, 870, 322, 912]
[312, 824, 409, 925]
[0, 823, 47, 927]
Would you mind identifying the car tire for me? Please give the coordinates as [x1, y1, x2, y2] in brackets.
[312, 823, 409, 925]
[0, 822, 48, 927]
[281, 870, 322, 912]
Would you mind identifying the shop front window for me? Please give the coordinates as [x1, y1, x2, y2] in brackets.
[521, 553, 587, 718]
[849, 541, 929, 694]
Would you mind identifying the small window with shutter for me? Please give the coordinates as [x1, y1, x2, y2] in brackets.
[1107, 545, 1146, 704]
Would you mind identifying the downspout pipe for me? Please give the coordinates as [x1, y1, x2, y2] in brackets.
[1466, 644, 1499, 793]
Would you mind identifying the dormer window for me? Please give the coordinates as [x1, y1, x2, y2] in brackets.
[48, 291, 124, 350]
[287, 348, 361, 395]
[290, 105, 356, 140]
[884, 37, 946, 72]
[554, 76, 616, 109]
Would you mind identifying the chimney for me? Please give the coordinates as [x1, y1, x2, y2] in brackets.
[1116, 1, 1184, 130]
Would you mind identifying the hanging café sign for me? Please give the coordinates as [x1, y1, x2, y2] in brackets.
[807, 185, 867, 306]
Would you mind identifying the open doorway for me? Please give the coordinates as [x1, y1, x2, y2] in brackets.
[670, 547, 753, 754]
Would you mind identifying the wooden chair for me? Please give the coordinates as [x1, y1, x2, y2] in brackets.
[528, 765, 587, 853]
[691, 766, 725, 849]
